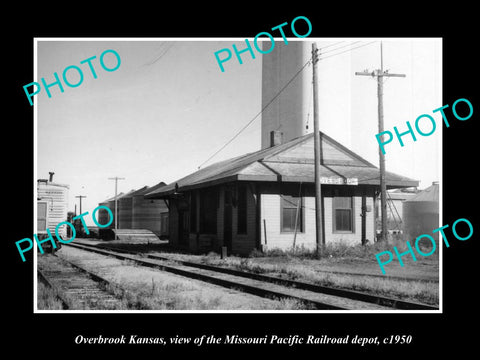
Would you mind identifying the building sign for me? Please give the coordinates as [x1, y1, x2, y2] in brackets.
[320, 177, 358, 185]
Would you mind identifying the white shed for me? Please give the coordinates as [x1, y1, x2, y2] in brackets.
[37, 179, 69, 239]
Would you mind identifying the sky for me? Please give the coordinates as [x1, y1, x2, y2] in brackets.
[36, 38, 442, 225]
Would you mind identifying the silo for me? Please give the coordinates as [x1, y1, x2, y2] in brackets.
[105, 192, 125, 229]
[261, 40, 311, 149]
[132, 182, 168, 237]
[117, 186, 154, 230]
[118, 189, 137, 229]
[97, 196, 114, 228]
[403, 182, 439, 244]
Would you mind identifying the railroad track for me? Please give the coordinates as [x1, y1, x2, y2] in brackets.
[37, 254, 125, 310]
[63, 242, 438, 311]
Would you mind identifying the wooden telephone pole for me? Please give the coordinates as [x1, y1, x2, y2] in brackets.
[312, 42, 324, 256]
[75, 195, 87, 214]
[355, 42, 405, 242]
[108, 176, 125, 239]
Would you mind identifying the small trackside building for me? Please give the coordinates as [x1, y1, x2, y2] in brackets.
[145, 131, 419, 255]
[131, 182, 169, 238]
[97, 192, 125, 229]
[37, 179, 69, 239]
[97, 182, 169, 240]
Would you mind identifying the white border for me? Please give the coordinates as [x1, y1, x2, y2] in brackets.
[33, 39, 39, 312]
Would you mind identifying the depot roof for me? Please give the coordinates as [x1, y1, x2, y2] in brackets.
[145, 131, 419, 199]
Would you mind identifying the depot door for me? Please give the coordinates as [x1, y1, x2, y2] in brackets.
[178, 211, 189, 246]
[223, 189, 233, 253]
[37, 201, 48, 232]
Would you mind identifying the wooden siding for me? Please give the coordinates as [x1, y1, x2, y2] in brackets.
[230, 184, 257, 255]
[132, 196, 168, 236]
[118, 196, 133, 229]
[323, 195, 375, 245]
[259, 183, 376, 251]
[215, 189, 223, 249]
[167, 185, 258, 255]
[167, 182, 377, 254]
[260, 193, 317, 251]
[96, 203, 111, 228]
[168, 200, 180, 247]
[186, 185, 257, 255]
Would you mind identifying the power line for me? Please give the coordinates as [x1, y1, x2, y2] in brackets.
[107, 176, 125, 239]
[143, 42, 175, 66]
[198, 40, 378, 169]
[319, 41, 377, 61]
[355, 41, 405, 242]
[311, 42, 324, 256]
[198, 59, 312, 169]
[75, 195, 87, 215]
[318, 41, 345, 50]
[320, 41, 361, 55]
[305, 77, 314, 131]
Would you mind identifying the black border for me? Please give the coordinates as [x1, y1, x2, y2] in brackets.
[6, 5, 478, 355]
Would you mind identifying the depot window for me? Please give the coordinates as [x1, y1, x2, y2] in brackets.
[333, 196, 354, 233]
[281, 195, 304, 233]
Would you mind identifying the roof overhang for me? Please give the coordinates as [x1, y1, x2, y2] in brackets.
[145, 173, 418, 199]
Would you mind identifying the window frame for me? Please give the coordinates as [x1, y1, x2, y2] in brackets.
[37, 201, 48, 233]
[280, 194, 304, 233]
[332, 195, 355, 233]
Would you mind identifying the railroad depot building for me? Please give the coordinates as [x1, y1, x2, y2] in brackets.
[146, 131, 418, 255]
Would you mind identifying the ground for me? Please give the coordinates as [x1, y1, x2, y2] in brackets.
[151, 250, 439, 305]
[39, 245, 315, 310]
[73, 238, 440, 306]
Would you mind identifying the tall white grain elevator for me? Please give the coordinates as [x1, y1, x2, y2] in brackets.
[260, 39, 354, 150]
[261, 40, 312, 148]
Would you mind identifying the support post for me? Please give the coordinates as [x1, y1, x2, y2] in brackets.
[108, 176, 125, 239]
[312, 43, 324, 256]
[355, 41, 405, 242]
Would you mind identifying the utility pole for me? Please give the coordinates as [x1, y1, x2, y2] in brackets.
[312, 42, 324, 257]
[355, 42, 405, 242]
[75, 195, 87, 214]
[108, 176, 125, 239]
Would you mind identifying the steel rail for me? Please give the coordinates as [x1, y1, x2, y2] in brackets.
[37, 268, 70, 309]
[37, 254, 125, 310]
[64, 242, 438, 310]
[63, 243, 346, 310]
